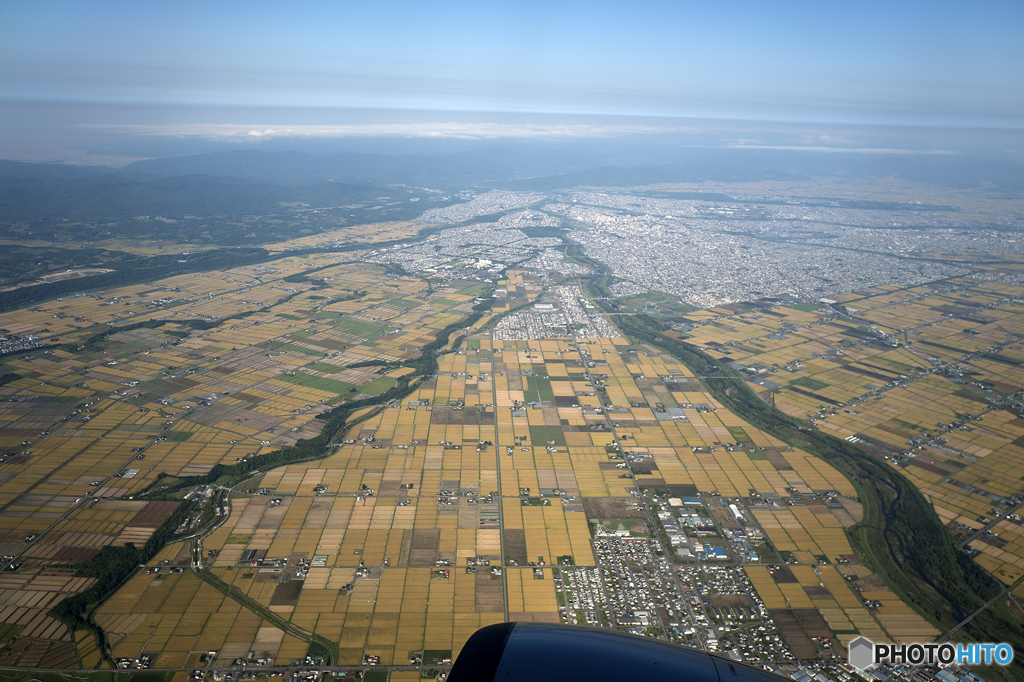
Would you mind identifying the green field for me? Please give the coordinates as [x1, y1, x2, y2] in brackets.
[279, 373, 355, 394]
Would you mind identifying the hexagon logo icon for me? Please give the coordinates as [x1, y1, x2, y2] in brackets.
[848, 636, 875, 670]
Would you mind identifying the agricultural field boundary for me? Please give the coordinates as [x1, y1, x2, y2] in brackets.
[189, 562, 339, 665]
[47, 501, 201, 667]
[608, 310, 1024, 659]
[564, 243, 1024, 664]
[45, 274, 499, 666]
[0, 221, 447, 314]
[137, 286, 498, 500]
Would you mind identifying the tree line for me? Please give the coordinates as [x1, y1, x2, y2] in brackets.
[49, 499, 200, 665]
[139, 282, 496, 499]
[611, 311, 1022, 660]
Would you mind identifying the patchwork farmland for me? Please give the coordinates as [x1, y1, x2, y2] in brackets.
[0, 213, 1021, 680]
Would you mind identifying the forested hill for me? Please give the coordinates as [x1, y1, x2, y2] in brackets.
[0, 172, 425, 222]
[0, 160, 111, 179]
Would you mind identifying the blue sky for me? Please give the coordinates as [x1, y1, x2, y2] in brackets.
[1, 0, 1022, 128]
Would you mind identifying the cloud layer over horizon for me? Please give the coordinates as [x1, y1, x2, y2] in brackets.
[2, 0, 1022, 128]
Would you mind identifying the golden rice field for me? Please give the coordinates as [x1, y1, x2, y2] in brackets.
[678, 274, 1024, 604]
[0, 237, 1010, 670]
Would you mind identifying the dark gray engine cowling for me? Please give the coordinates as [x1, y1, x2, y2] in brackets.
[448, 622, 788, 682]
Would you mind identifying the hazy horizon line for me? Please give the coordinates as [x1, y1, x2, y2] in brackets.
[4, 96, 1024, 132]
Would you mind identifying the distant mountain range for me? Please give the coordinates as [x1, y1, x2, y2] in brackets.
[1, 143, 1022, 224]
[122, 147, 605, 187]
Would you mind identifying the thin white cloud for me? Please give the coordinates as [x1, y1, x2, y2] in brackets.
[82, 121, 692, 140]
[724, 144, 957, 155]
